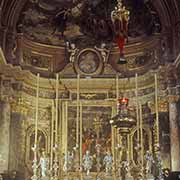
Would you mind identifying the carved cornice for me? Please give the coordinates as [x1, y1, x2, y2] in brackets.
[14, 35, 162, 77]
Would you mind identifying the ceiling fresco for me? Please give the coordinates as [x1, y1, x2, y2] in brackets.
[17, 0, 161, 47]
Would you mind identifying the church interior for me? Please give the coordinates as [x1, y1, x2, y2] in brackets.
[0, 0, 180, 179]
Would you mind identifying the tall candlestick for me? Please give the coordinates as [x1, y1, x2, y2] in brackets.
[135, 73, 140, 143]
[111, 106, 116, 170]
[139, 103, 144, 167]
[65, 101, 68, 156]
[31, 73, 40, 180]
[154, 73, 162, 179]
[55, 74, 59, 144]
[50, 100, 54, 170]
[52, 73, 59, 180]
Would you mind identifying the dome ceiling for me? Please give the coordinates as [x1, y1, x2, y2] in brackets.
[17, 0, 161, 47]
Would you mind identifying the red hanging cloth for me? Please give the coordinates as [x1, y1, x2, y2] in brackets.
[117, 34, 125, 55]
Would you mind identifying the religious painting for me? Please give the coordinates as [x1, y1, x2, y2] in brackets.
[17, 0, 161, 47]
[67, 105, 112, 171]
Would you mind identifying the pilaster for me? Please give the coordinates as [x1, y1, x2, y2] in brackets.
[168, 95, 180, 171]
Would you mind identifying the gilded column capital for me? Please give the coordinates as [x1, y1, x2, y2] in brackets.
[167, 95, 179, 103]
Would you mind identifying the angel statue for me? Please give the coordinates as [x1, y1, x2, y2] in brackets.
[66, 42, 79, 63]
[63, 151, 74, 173]
[103, 151, 113, 174]
[94, 43, 110, 63]
[83, 150, 93, 176]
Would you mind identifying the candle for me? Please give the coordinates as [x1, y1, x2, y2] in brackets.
[155, 73, 159, 145]
[116, 74, 119, 111]
[55, 74, 59, 144]
[76, 74, 80, 147]
[65, 101, 68, 157]
[35, 73, 40, 148]
[135, 73, 140, 143]
[111, 106, 116, 167]
[139, 103, 144, 166]
[80, 102, 83, 166]
[50, 100, 54, 170]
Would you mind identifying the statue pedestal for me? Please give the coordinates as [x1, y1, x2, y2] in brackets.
[146, 174, 154, 180]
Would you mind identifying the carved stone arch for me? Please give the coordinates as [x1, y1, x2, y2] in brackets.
[25, 125, 49, 166]
[1, 0, 27, 29]
[151, 0, 172, 29]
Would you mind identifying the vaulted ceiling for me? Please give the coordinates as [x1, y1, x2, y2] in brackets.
[1, 0, 179, 31]
[0, 0, 180, 78]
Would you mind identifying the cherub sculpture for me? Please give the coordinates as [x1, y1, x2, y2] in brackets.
[66, 42, 79, 63]
[94, 43, 110, 63]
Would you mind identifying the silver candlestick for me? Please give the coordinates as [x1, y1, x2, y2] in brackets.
[31, 145, 38, 180]
[53, 144, 59, 180]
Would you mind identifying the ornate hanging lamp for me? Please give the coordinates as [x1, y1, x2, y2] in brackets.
[111, 0, 130, 64]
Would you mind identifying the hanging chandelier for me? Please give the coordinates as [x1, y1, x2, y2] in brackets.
[111, 0, 130, 64]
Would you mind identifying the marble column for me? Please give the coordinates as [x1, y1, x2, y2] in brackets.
[168, 96, 180, 171]
[0, 100, 11, 173]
